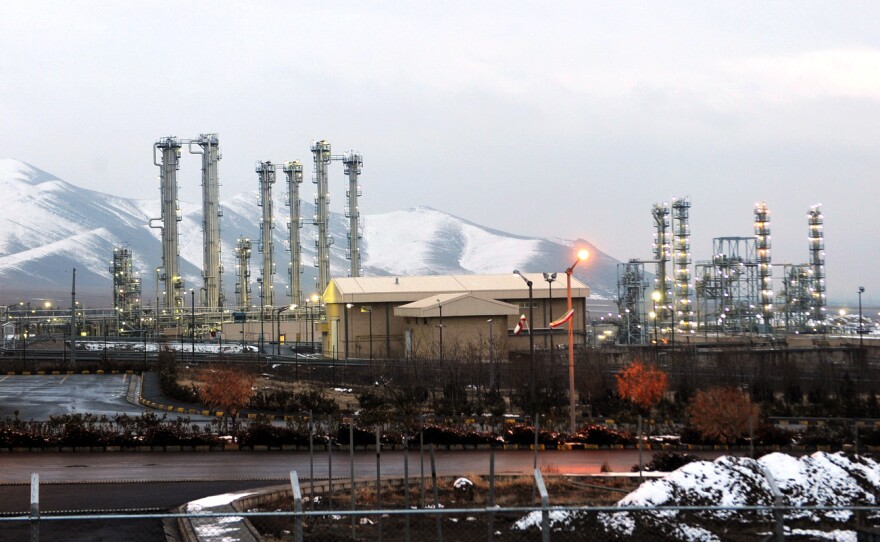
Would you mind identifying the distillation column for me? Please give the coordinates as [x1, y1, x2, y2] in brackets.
[152, 137, 184, 312]
[110, 245, 142, 333]
[283, 161, 304, 306]
[257, 162, 276, 308]
[754, 202, 773, 329]
[343, 151, 363, 277]
[311, 140, 333, 294]
[190, 134, 223, 310]
[671, 198, 693, 334]
[652, 203, 671, 334]
[235, 237, 252, 309]
[808, 204, 826, 325]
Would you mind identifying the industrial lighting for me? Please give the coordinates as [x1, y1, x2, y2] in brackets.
[513, 270, 535, 410]
[566, 249, 589, 435]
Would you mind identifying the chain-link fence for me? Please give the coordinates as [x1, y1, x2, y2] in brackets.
[2, 504, 880, 541]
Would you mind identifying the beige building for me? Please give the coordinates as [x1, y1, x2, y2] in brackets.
[319, 274, 590, 360]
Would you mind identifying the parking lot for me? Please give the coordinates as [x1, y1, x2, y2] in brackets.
[0, 373, 146, 420]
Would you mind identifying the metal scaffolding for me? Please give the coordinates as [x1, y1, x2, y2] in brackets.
[694, 237, 760, 334]
[151, 136, 184, 312]
[779, 263, 813, 333]
[110, 245, 142, 334]
[343, 151, 363, 277]
[283, 160, 304, 307]
[189, 134, 223, 310]
[256, 161, 276, 308]
[671, 198, 694, 334]
[616, 260, 648, 344]
[234, 237, 252, 309]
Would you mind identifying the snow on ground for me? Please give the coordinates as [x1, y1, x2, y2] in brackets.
[514, 452, 880, 541]
[78, 340, 257, 354]
[599, 452, 880, 540]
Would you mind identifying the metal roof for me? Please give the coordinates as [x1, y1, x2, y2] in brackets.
[322, 273, 590, 304]
[395, 293, 519, 318]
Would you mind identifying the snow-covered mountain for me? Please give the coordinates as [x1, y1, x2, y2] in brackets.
[0, 159, 621, 304]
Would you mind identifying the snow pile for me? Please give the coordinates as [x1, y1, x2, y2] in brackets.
[601, 452, 880, 540]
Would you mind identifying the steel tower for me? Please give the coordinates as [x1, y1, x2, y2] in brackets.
[234, 237, 252, 309]
[311, 140, 333, 294]
[110, 245, 142, 334]
[151, 136, 184, 312]
[671, 198, 693, 334]
[343, 151, 363, 277]
[754, 202, 773, 329]
[189, 134, 223, 310]
[616, 260, 648, 344]
[283, 161, 304, 307]
[652, 203, 671, 334]
[256, 162, 276, 308]
[808, 204, 826, 325]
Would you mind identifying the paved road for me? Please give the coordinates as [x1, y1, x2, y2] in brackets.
[0, 449, 676, 486]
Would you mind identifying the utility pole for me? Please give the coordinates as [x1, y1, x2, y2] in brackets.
[70, 268, 76, 369]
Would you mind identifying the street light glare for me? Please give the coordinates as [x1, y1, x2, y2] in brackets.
[577, 249, 589, 261]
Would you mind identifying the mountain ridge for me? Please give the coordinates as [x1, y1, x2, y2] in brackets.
[0, 159, 621, 306]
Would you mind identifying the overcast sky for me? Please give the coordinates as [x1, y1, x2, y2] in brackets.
[1, 1, 878, 305]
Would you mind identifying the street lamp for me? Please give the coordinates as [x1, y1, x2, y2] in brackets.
[859, 286, 865, 347]
[543, 272, 557, 361]
[190, 289, 195, 362]
[309, 293, 319, 350]
[437, 299, 444, 364]
[344, 303, 353, 360]
[651, 291, 661, 345]
[257, 278, 264, 358]
[565, 249, 589, 435]
[513, 270, 536, 411]
[361, 306, 373, 362]
[274, 304, 295, 356]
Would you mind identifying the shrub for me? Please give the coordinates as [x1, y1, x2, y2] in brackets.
[635, 451, 700, 473]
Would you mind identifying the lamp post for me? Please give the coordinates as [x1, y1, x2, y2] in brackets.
[190, 289, 195, 362]
[257, 278, 264, 359]
[565, 249, 589, 435]
[437, 299, 444, 364]
[543, 272, 557, 361]
[308, 293, 319, 351]
[513, 270, 536, 411]
[361, 306, 373, 362]
[487, 318, 495, 390]
[274, 304, 294, 356]
[651, 291, 661, 345]
[344, 303, 353, 360]
[155, 267, 161, 338]
[859, 286, 865, 347]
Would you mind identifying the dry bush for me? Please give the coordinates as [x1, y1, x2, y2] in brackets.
[616, 358, 669, 411]
[688, 386, 759, 444]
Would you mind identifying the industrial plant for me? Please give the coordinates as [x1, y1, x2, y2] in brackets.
[3, 133, 858, 361]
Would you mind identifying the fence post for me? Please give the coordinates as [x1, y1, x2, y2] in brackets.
[290, 471, 304, 542]
[376, 425, 383, 542]
[308, 411, 314, 511]
[761, 465, 785, 542]
[30, 472, 39, 542]
[328, 416, 333, 504]
[430, 444, 443, 542]
[487, 447, 495, 542]
[638, 415, 643, 479]
[404, 444, 411, 542]
[350, 423, 356, 538]
[534, 468, 550, 542]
